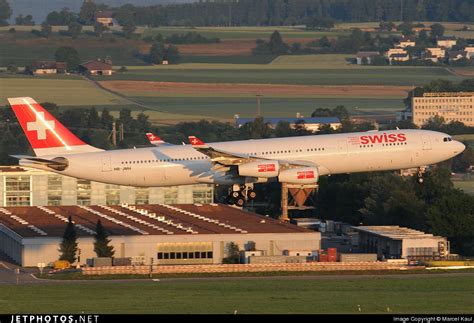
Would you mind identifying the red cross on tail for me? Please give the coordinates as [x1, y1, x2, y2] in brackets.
[8, 97, 102, 156]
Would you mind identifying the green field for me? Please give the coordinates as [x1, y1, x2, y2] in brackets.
[453, 181, 474, 195]
[0, 31, 148, 66]
[1, 276, 473, 314]
[141, 26, 349, 40]
[0, 77, 127, 106]
[130, 97, 403, 119]
[98, 65, 463, 86]
[270, 54, 354, 67]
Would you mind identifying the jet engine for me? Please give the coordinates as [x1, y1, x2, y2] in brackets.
[238, 160, 280, 178]
[278, 167, 319, 184]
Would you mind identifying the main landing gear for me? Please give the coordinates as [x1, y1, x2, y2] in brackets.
[228, 184, 257, 207]
[417, 166, 427, 184]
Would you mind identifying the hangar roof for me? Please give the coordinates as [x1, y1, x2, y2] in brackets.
[0, 204, 309, 238]
[353, 226, 444, 240]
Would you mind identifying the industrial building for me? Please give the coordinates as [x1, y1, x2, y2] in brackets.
[0, 167, 213, 207]
[234, 117, 341, 132]
[354, 226, 449, 260]
[398, 92, 474, 127]
[0, 203, 321, 266]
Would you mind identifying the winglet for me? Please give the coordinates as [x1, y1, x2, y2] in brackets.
[188, 136, 208, 148]
[146, 132, 166, 146]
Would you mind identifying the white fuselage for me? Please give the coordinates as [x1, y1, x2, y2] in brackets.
[21, 129, 465, 187]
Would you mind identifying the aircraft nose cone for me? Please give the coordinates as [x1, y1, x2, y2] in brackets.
[454, 141, 466, 155]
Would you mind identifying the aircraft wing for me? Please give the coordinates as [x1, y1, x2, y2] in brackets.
[187, 136, 318, 168]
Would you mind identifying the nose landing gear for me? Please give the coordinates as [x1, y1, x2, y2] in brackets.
[417, 166, 427, 184]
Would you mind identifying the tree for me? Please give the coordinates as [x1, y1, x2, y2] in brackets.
[135, 113, 151, 133]
[93, 220, 115, 257]
[333, 105, 350, 120]
[165, 45, 180, 64]
[268, 30, 289, 55]
[101, 108, 114, 129]
[68, 22, 82, 39]
[122, 20, 137, 39]
[423, 115, 445, 131]
[119, 109, 134, 131]
[0, 0, 12, 26]
[55, 47, 80, 71]
[430, 23, 445, 38]
[311, 108, 333, 117]
[58, 216, 78, 264]
[0, 129, 25, 164]
[426, 190, 474, 255]
[398, 21, 414, 36]
[359, 174, 427, 230]
[222, 242, 240, 264]
[93, 22, 107, 38]
[418, 30, 429, 44]
[452, 145, 474, 173]
[87, 107, 101, 129]
[306, 16, 334, 30]
[6, 63, 17, 74]
[149, 41, 165, 64]
[275, 121, 297, 137]
[15, 14, 34, 26]
[238, 117, 273, 139]
[79, 0, 97, 25]
[318, 36, 331, 48]
[46, 9, 76, 26]
[41, 22, 52, 38]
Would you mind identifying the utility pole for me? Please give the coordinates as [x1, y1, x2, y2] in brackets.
[111, 122, 117, 147]
[119, 123, 124, 142]
[256, 94, 263, 117]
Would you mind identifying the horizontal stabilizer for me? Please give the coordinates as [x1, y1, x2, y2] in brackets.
[11, 155, 69, 170]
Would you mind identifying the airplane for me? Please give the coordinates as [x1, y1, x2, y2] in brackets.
[8, 97, 466, 206]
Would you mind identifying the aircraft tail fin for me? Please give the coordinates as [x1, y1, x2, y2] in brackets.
[8, 97, 103, 157]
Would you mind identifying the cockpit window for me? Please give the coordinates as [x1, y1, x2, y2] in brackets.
[443, 137, 453, 142]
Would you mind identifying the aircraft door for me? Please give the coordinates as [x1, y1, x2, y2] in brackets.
[421, 135, 432, 150]
[101, 156, 112, 172]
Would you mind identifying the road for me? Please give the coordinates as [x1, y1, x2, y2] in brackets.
[2, 261, 474, 285]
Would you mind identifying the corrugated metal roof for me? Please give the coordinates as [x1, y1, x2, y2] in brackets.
[353, 225, 444, 240]
[0, 204, 309, 238]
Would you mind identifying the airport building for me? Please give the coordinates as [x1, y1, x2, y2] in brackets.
[0, 167, 214, 207]
[398, 92, 474, 127]
[0, 203, 321, 266]
[235, 117, 341, 132]
[354, 226, 449, 260]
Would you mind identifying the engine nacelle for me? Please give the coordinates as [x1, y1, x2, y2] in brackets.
[278, 167, 319, 184]
[238, 160, 280, 178]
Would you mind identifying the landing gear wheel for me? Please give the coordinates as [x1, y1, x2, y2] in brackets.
[248, 190, 257, 200]
[231, 191, 241, 199]
[234, 197, 245, 207]
[416, 166, 426, 185]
